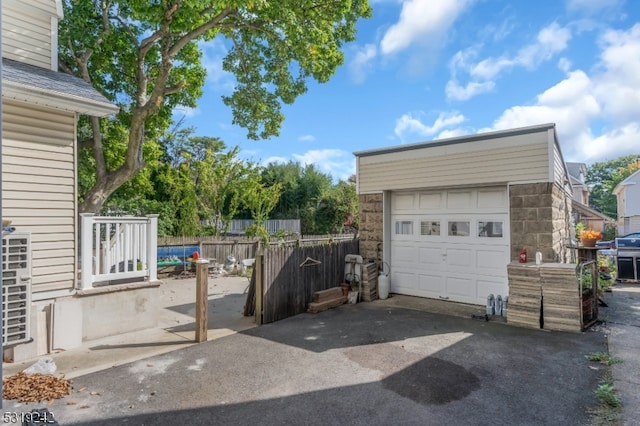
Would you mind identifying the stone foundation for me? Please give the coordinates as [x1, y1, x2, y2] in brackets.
[509, 183, 572, 263]
[358, 193, 383, 262]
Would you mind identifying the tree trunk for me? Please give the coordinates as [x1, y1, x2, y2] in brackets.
[78, 167, 141, 213]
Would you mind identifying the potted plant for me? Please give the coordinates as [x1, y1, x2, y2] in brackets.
[580, 229, 603, 247]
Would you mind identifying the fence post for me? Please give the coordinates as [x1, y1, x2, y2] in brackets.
[195, 259, 210, 342]
[79, 213, 94, 290]
[146, 214, 158, 282]
[255, 254, 263, 325]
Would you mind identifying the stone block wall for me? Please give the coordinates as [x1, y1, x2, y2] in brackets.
[358, 193, 383, 262]
[509, 183, 572, 263]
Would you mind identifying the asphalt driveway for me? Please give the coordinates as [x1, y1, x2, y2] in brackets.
[30, 301, 605, 426]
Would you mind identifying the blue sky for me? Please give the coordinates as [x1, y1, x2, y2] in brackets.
[177, 0, 640, 182]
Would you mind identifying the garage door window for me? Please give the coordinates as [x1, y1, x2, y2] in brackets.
[478, 221, 503, 238]
[420, 221, 440, 236]
[448, 221, 470, 236]
[395, 220, 413, 235]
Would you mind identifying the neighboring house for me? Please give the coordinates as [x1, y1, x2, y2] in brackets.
[354, 123, 573, 306]
[566, 162, 589, 205]
[614, 169, 640, 235]
[565, 162, 615, 232]
[2, 0, 157, 362]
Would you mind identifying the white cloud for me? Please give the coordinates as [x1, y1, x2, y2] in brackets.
[558, 57, 572, 72]
[173, 106, 200, 118]
[489, 70, 600, 160]
[436, 128, 470, 140]
[292, 149, 355, 181]
[446, 22, 571, 101]
[199, 38, 235, 92]
[566, 0, 623, 15]
[471, 22, 571, 80]
[485, 22, 640, 164]
[349, 44, 377, 84]
[394, 111, 466, 141]
[298, 134, 316, 142]
[580, 123, 640, 163]
[445, 80, 495, 101]
[593, 24, 640, 125]
[536, 70, 593, 107]
[480, 17, 516, 42]
[380, 0, 473, 56]
[262, 156, 289, 166]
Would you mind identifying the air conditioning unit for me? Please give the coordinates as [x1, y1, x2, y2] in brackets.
[2, 231, 31, 347]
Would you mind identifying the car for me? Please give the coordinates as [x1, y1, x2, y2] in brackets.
[596, 232, 640, 249]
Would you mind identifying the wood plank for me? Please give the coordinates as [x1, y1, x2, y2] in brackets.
[308, 296, 347, 313]
[313, 287, 344, 303]
[255, 254, 263, 325]
[195, 261, 208, 342]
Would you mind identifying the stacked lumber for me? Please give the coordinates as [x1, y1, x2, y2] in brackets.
[359, 262, 379, 302]
[308, 287, 347, 313]
[507, 263, 542, 329]
[540, 264, 581, 332]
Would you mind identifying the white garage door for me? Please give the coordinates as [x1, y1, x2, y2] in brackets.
[390, 187, 510, 305]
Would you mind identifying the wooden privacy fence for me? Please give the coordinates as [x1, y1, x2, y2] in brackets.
[245, 239, 360, 324]
[158, 234, 355, 264]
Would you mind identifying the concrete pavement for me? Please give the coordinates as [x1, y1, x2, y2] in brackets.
[1, 276, 637, 425]
[600, 282, 640, 425]
[2, 276, 256, 380]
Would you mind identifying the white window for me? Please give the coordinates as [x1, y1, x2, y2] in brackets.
[421, 221, 440, 236]
[478, 221, 504, 238]
[395, 220, 413, 235]
[448, 221, 470, 237]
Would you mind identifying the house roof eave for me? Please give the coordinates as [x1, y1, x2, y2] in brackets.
[3, 79, 118, 117]
[613, 169, 640, 195]
[2, 58, 118, 117]
[572, 199, 616, 222]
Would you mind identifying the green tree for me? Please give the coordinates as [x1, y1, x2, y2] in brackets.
[260, 162, 358, 234]
[242, 176, 283, 247]
[587, 155, 640, 218]
[59, 0, 371, 213]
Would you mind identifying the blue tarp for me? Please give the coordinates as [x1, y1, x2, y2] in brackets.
[157, 245, 200, 266]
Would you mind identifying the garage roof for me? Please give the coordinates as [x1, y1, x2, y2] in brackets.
[354, 123, 572, 194]
[354, 123, 556, 157]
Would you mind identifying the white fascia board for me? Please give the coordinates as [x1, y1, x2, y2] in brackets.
[3, 81, 119, 117]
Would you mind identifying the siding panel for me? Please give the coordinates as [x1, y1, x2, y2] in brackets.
[2, 100, 77, 293]
[3, 102, 75, 146]
[553, 143, 567, 187]
[2, 2, 53, 68]
[359, 143, 550, 193]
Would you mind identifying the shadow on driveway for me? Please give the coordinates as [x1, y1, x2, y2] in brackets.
[42, 302, 606, 426]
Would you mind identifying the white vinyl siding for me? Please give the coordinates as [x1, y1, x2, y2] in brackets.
[629, 216, 640, 234]
[358, 138, 549, 194]
[623, 178, 640, 217]
[2, 100, 77, 293]
[2, 0, 56, 69]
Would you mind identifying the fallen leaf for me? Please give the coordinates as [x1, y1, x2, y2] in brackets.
[2, 372, 72, 403]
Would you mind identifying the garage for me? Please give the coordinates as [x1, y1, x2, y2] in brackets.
[355, 123, 574, 307]
[390, 187, 509, 305]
